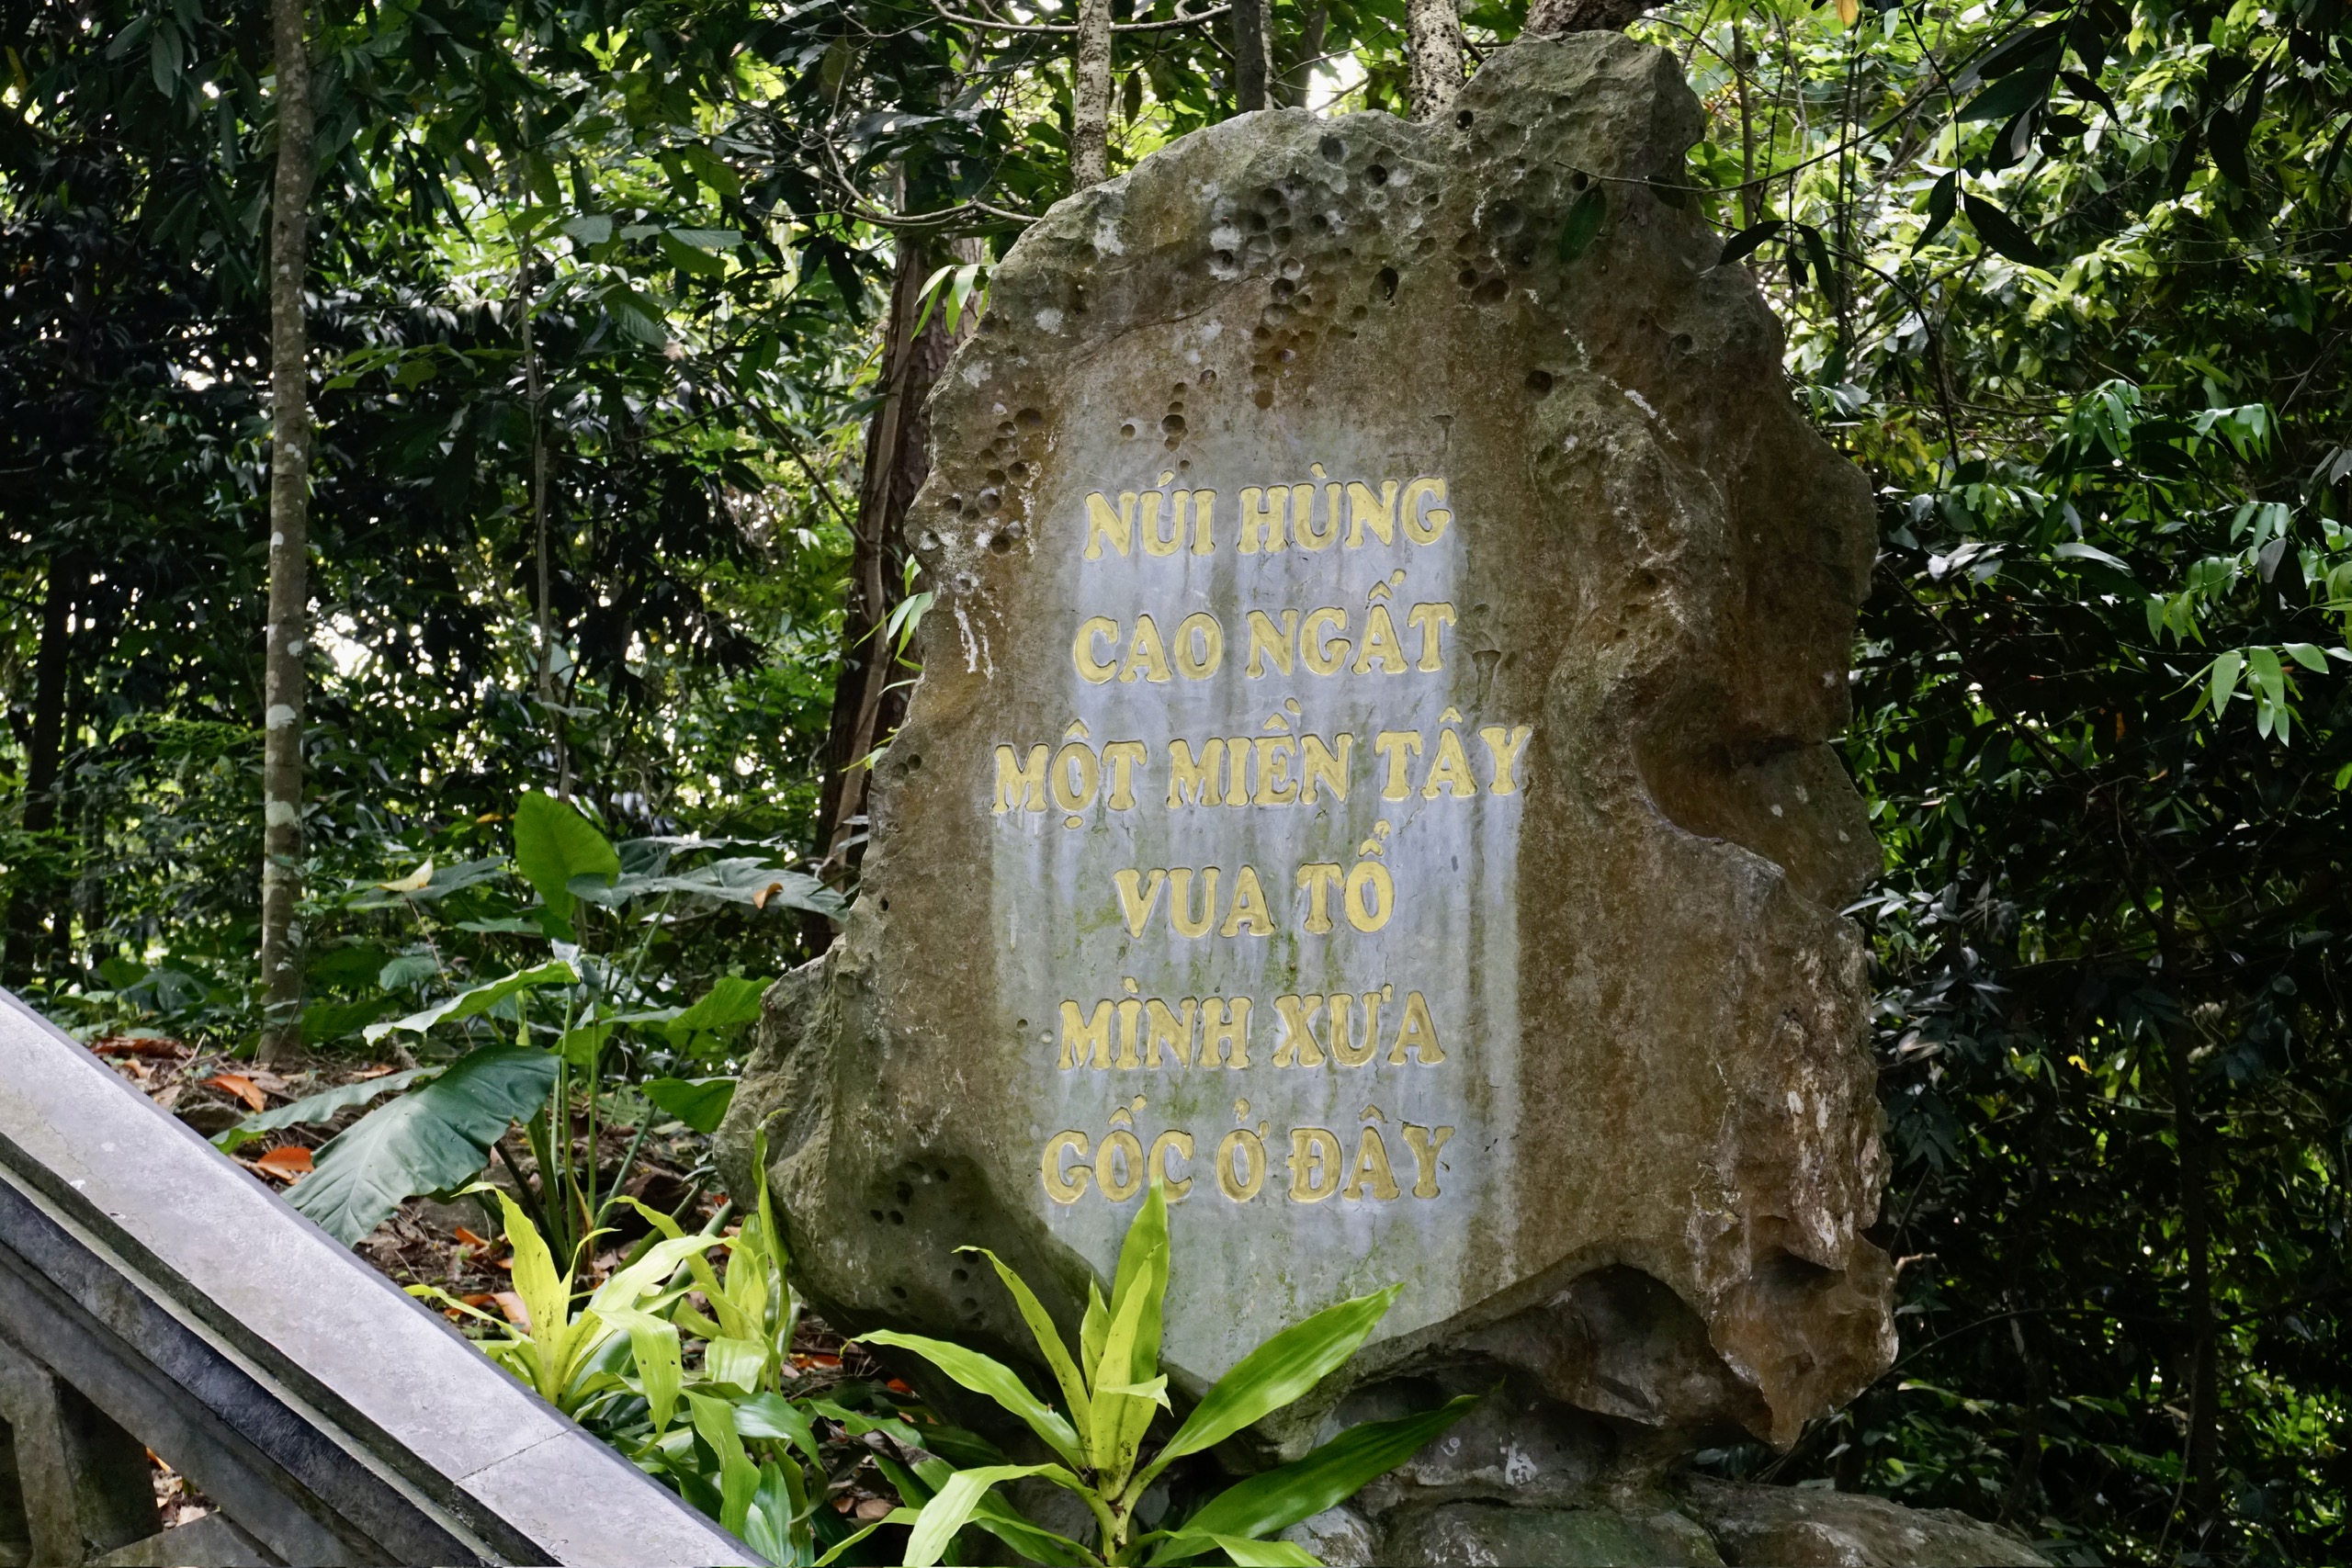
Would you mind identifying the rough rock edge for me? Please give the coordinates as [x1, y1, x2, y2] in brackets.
[722, 28, 1894, 1482]
[1286, 1483, 2051, 1568]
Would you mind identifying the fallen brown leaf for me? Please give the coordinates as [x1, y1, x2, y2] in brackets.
[250, 1146, 313, 1179]
[854, 1498, 892, 1523]
[205, 1073, 266, 1112]
[491, 1291, 531, 1328]
[92, 1036, 187, 1059]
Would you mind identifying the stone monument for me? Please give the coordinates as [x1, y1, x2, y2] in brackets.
[721, 30, 2042, 1566]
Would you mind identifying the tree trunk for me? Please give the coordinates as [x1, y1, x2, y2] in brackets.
[1406, 0, 1463, 123]
[516, 219, 570, 800]
[1230, 0, 1271, 111]
[1072, 0, 1114, 187]
[1734, 20, 1759, 228]
[2167, 1022, 2222, 1522]
[1276, 2, 1328, 107]
[804, 233, 982, 949]
[257, 0, 315, 1066]
[3, 559, 76, 988]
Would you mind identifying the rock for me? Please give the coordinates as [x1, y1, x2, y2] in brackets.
[1382, 1500, 1724, 1566]
[1678, 1478, 2050, 1567]
[1278, 1505, 1379, 1566]
[719, 23, 1893, 1496]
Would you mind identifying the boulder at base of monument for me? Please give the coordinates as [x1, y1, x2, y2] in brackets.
[721, 28, 1975, 1562]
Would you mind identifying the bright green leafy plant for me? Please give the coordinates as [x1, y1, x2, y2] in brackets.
[842, 1180, 1477, 1568]
[213, 791, 838, 1251]
[429, 1134, 938, 1566]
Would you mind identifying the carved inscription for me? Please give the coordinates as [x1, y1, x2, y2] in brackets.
[996, 467, 1528, 1212]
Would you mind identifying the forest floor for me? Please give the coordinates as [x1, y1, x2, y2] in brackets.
[85, 1030, 900, 1533]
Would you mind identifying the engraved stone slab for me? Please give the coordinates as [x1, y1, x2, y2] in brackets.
[723, 31, 1895, 1456]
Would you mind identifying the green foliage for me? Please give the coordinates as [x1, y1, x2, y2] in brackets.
[855, 1182, 1477, 1567]
[12, 0, 2352, 1556]
[512, 791, 622, 934]
[287, 1044, 559, 1243]
[214, 801, 790, 1255]
[1644, 0, 2352, 1558]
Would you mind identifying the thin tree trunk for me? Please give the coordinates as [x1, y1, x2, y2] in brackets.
[1407, 0, 1463, 123]
[1072, 0, 1114, 186]
[3, 560, 76, 988]
[517, 218, 570, 800]
[1277, 2, 1327, 107]
[1997, 1311, 2048, 1528]
[257, 0, 315, 1066]
[2167, 1022, 2222, 1521]
[1734, 20, 1758, 228]
[1230, 0, 1271, 111]
[804, 233, 983, 950]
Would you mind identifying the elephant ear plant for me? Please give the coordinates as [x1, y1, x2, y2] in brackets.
[840, 1179, 1477, 1567]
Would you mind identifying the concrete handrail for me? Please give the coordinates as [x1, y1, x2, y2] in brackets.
[0, 988, 758, 1567]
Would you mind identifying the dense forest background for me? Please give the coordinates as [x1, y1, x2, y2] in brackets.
[4, 0, 2348, 1557]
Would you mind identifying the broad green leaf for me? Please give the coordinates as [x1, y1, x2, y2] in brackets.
[961, 1247, 1094, 1447]
[350, 857, 508, 909]
[1108, 1179, 1170, 1378]
[1718, 218, 1783, 266]
[2250, 645, 2287, 707]
[1101, 1375, 1170, 1406]
[641, 1077, 736, 1134]
[948, 1472, 1095, 1568]
[1182, 1535, 1319, 1566]
[1957, 66, 2054, 123]
[495, 1187, 568, 1336]
[2052, 540, 2132, 573]
[300, 992, 400, 1044]
[1097, 1181, 1172, 1471]
[628, 1318, 683, 1433]
[815, 1509, 921, 1565]
[658, 229, 729, 277]
[512, 791, 619, 921]
[1962, 193, 2048, 267]
[662, 976, 773, 1058]
[1159, 1396, 1479, 1555]
[1080, 1278, 1110, 1390]
[590, 1233, 717, 1315]
[734, 1391, 823, 1467]
[287, 1047, 559, 1245]
[579, 857, 844, 917]
[1090, 1216, 1165, 1477]
[559, 1021, 612, 1072]
[902, 1464, 1068, 1568]
[857, 1330, 1085, 1467]
[1555, 186, 1606, 264]
[740, 1462, 795, 1568]
[1137, 1285, 1402, 1491]
[703, 1335, 767, 1393]
[672, 975, 771, 1034]
[2209, 649, 2245, 715]
[687, 1392, 761, 1539]
[212, 1066, 437, 1152]
[560, 212, 614, 245]
[363, 960, 577, 1043]
[2285, 642, 2331, 672]
[1914, 171, 1956, 252]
